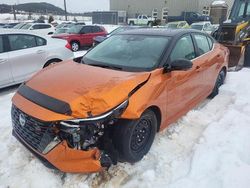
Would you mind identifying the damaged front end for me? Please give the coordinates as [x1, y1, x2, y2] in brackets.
[12, 99, 129, 172]
[58, 99, 129, 168]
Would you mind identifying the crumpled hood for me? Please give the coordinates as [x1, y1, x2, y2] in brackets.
[25, 61, 150, 118]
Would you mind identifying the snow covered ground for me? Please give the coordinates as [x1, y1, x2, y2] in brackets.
[0, 69, 250, 188]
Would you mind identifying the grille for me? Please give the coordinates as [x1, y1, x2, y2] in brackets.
[11, 105, 56, 154]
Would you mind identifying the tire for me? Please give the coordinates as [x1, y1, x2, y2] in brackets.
[113, 110, 157, 163]
[71, 41, 80, 52]
[244, 44, 250, 67]
[129, 21, 135, 26]
[147, 22, 153, 27]
[208, 70, 226, 98]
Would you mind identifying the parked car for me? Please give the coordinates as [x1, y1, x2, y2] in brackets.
[0, 29, 74, 89]
[168, 11, 211, 25]
[128, 15, 154, 26]
[20, 23, 55, 35]
[11, 29, 229, 173]
[166, 21, 190, 29]
[52, 25, 107, 51]
[93, 26, 148, 45]
[3, 23, 19, 28]
[191, 21, 214, 34]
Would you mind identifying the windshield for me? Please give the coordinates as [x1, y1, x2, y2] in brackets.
[230, 0, 250, 22]
[55, 28, 69, 34]
[83, 34, 170, 71]
[167, 23, 178, 28]
[21, 23, 32, 29]
[13, 23, 26, 29]
[191, 25, 203, 30]
[67, 25, 82, 34]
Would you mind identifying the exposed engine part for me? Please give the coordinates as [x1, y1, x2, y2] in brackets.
[58, 121, 119, 167]
[58, 122, 105, 150]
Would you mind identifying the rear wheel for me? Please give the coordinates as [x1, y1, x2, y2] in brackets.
[208, 70, 226, 98]
[71, 41, 80, 52]
[113, 110, 157, 163]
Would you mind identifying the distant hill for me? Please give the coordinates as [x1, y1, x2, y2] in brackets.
[0, 2, 66, 15]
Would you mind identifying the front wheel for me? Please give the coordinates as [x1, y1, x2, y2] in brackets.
[113, 110, 157, 163]
[208, 70, 226, 98]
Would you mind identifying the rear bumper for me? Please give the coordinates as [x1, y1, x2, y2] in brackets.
[13, 129, 102, 173]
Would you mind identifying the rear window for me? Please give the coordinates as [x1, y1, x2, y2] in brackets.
[36, 37, 47, 46]
[194, 34, 210, 55]
[93, 26, 103, 33]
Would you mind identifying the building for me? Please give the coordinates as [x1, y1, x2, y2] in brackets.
[110, 0, 234, 19]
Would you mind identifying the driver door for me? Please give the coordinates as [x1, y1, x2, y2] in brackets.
[79, 26, 93, 46]
[165, 35, 205, 124]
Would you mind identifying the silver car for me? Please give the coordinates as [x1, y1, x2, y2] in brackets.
[0, 29, 74, 89]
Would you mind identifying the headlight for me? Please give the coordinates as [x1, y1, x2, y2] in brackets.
[60, 99, 129, 127]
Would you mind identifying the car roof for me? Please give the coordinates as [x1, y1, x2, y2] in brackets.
[0, 29, 50, 38]
[119, 28, 205, 37]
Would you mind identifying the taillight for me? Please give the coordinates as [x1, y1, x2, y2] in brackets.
[65, 42, 71, 50]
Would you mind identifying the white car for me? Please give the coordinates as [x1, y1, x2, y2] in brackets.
[20, 23, 55, 35]
[191, 21, 214, 34]
[0, 29, 74, 89]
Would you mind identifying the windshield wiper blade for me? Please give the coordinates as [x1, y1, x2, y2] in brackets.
[89, 64, 123, 70]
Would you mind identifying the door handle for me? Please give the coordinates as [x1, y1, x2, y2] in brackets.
[0, 59, 7, 64]
[36, 50, 45, 54]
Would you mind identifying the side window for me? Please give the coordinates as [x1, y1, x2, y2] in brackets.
[170, 35, 196, 61]
[32, 25, 40, 29]
[80, 26, 93, 34]
[8, 35, 37, 51]
[41, 24, 51, 29]
[143, 16, 147, 19]
[92, 26, 103, 33]
[207, 36, 214, 50]
[194, 34, 210, 55]
[36, 37, 47, 46]
[0, 36, 3, 53]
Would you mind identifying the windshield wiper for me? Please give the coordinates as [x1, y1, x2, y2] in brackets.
[89, 63, 123, 70]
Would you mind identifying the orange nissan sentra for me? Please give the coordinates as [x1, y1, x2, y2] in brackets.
[11, 29, 229, 173]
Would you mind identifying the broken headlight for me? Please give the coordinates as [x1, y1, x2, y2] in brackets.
[60, 99, 129, 127]
[58, 100, 129, 150]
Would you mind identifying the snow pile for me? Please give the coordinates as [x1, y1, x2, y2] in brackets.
[0, 69, 250, 188]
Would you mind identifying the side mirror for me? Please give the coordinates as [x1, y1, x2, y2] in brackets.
[164, 59, 193, 72]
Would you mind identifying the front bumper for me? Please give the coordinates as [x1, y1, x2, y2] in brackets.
[13, 129, 102, 173]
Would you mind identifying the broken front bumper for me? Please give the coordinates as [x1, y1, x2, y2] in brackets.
[13, 130, 102, 173]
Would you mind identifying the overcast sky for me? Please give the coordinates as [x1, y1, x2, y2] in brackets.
[1, 0, 110, 13]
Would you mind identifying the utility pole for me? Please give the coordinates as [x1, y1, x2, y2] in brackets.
[64, 0, 68, 21]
